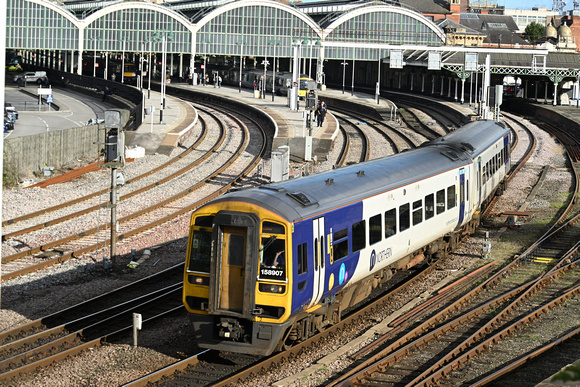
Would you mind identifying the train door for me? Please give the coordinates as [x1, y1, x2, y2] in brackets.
[309, 217, 326, 307]
[457, 168, 467, 226]
[218, 226, 246, 312]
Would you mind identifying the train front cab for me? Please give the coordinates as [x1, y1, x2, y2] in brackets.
[183, 203, 294, 356]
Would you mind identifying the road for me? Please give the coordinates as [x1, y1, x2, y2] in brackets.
[4, 82, 116, 139]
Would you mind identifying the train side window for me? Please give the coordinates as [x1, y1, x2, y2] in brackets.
[297, 242, 308, 275]
[399, 203, 410, 232]
[369, 214, 382, 245]
[333, 228, 349, 261]
[352, 220, 366, 253]
[482, 164, 487, 184]
[425, 194, 434, 220]
[385, 209, 397, 238]
[436, 189, 445, 215]
[447, 186, 456, 209]
[412, 200, 422, 226]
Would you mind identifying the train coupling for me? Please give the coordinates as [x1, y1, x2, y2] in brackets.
[217, 318, 245, 341]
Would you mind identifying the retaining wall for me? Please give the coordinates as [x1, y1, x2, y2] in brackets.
[5, 124, 102, 178]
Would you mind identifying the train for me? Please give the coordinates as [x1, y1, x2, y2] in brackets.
[182, 119, 511, 356]
[81, 56, 137, 83]
[206, 67, 315, 98]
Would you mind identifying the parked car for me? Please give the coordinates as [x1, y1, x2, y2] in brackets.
[5, 103, 18, 119]
[13, 71, 47, 84]
[5, 110, 17, 123]
[4, 116, 14, 131]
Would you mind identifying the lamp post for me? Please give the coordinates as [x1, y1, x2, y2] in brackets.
[159, 31, 174, 124]
[341, 61, 349, 94]
[351, 58, 355, 96]
[144, 37, 152, 99]
[261, 58, 269, 99]
[118, 36, 130, 84]
[202, 39, 209, 87]
[376, 49, 381, 105]
[236, 40, 246, 93]
[90, 36, 102, 78]
[269, 41, 280, 101]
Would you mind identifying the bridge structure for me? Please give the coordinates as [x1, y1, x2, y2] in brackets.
[4, 0, 579, 109]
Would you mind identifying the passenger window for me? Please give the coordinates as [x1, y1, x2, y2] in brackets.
[447, 186, 456, 209]
[399, 203, 410, 232]
[297, 242, 307, 275]
[333, 228, 348, 261]
[369, 214, 382, 245]
[385, 209, 396, 238]
[352, 220, 366, 252]
[436, 189, 445, 215]
[412, 200, 422, 226]
[425, 194, 434, 220]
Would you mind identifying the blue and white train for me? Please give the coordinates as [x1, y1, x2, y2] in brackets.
[183, 119, 511, 356]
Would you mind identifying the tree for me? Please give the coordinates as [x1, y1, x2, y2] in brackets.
[524, 21, 546, 43]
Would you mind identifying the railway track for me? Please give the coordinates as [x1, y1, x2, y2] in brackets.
[324, 116, 580, 386]
[335, 114, 370, 166]
[1, 103, 267, 281]
[0, 265, 184, 382]
[133, 112, 579, 387]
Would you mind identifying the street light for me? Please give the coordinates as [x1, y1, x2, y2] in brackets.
[160, 32, 175, 124]
[144, 37, 152, 99]
[341, 61, 349, 94]
[90, 36, 102, 78]
[201, 39, 209, 86]
[261, 58, 269, 99]
[118, 36, 130, 83]
[269, 41, 281, 101]
[236, 40, 247, 93]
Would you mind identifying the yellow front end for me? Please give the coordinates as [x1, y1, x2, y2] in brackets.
[182, 201, 295, 355]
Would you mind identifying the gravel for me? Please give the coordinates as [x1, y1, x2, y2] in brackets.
[0, 108, 572, 386]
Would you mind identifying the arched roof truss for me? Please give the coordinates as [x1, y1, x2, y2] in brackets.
[195, 0, 321, 58]
[83, 2, 194, 54]
[7, 0, 80, 50]
[323, 5, 445, 60]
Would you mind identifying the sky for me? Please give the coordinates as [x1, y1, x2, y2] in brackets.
[497, 0, 572, 10]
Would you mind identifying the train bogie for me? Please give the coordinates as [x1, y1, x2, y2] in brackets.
[183, 119, 511, 356]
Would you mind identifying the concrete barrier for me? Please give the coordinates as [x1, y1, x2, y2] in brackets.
[4, 124, 101, 178]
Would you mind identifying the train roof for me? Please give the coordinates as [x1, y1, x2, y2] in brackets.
[209, 120, 508, 223]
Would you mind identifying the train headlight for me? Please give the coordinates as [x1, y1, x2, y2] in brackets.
[259, 283, 286, 294]
[188, 275, 209, 286]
